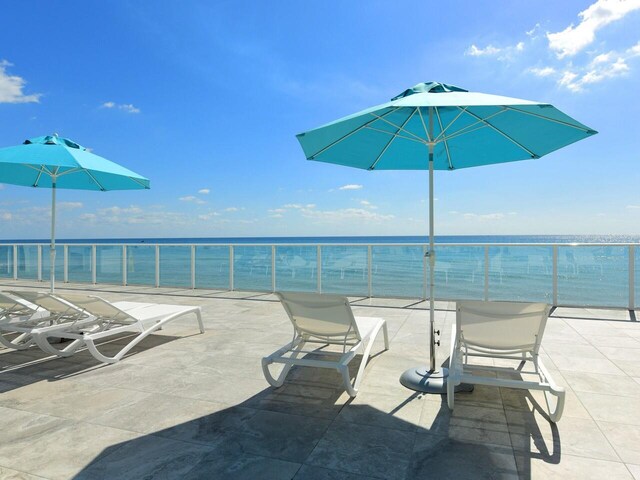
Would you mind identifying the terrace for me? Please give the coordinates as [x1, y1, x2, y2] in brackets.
[1, 276, 639, 479]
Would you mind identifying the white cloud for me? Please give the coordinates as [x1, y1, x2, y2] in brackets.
[300, 207, 394, 222]
[554, 42, 640, 91]
[359, 200, 378, 209]
[179, 195, 206, 204]
[225, 207, 239, 212]
[198, 188, 210, 194]
[1, 212, 12, 221]
[101, 101, 141, 114]
[547, 0, 640, 58]
[283, 203, 303, 209]
[626, 204, 640, 209]
[198, 212, 221, 221]
[466, 44, 501, 56]
[338, 184, 363, 191]
[529, 66, 556, 77]
[463, 212, 506, 221]
[0, 60, 41, 104]
[58, 202, 83, 210]
[269, 213, 284, 218]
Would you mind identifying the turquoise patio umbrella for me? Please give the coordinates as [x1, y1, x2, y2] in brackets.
[0, 134, 150, 292]
[296, 82, 597, 393]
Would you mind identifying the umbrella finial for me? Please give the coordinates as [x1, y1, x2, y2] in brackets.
[391, 82, 468, 100]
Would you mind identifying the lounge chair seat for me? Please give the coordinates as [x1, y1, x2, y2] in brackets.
[0, 291, 50, 350]
[262, 291, 389, 397]
[4, 291, 94, 354]
[9, 292, 204, 364]
[447, 300, 565, 422]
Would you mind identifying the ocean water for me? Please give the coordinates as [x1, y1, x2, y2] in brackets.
[1, 235, 639, 308]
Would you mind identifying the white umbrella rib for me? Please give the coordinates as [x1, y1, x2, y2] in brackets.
[457, 107, 539, 158]
[434, 108, 453, 170]
[368, 109, 417, 170]
[307, 108, 399, 159]
[505, 106, 596, 133]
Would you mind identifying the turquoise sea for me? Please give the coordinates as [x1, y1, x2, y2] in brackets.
[2, 235, 640, 308]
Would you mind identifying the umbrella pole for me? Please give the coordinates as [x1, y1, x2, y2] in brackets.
[50, 178, 56, 293]
[428, 142, 436, 372]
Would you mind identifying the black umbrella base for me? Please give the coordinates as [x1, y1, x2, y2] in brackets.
[399, 366, 475, 394]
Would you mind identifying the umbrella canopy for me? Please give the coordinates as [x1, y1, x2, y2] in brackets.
[0, 134, 150, 292]
[297, 81, 596, 171]
[0, 135, 149, 190]
[296, 82, 597, 393]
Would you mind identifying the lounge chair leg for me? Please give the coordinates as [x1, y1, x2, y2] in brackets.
[0, 332, 34, 350]
[262, 338, 306, 388]
[340, 365, 358, 397]
[33, 334, 83, 357]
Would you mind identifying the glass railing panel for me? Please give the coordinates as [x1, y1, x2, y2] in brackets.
[558, 246, 627, 307]
[40, 245, 64, 282]
[195, 246, 230, 289]
[321, 246, 368, 295]
[96, 246, 123, 284]
[433, 246, 484, 300]
[488, 246, 553, 303]
[372, 245, 423, 298]
[275, 246, 317, 292]
[635, 247, 640, 309]
[0, 245, 13, 278]
[159, 246, 191, 287]
[126, 246, 156, 286]
[67, 246, 92, 283]
[233, 246, 272, 291]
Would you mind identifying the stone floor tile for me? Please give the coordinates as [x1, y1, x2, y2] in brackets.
[0, 466, 50, 479]
[183, 447, 301, 480]
[598, 422, 640, 464]
[306, 422, 414, 480]
[219, 409, 331, 463]
[74, 434, 216, 480]
[574, 392, 640, 425]
[294, 465, 379, 479]
[408, 433, 518, 479]
[514, 452, 632, 479]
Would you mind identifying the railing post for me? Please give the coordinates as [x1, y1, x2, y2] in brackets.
[368, 245, 372, 298]
[191, 245, 196, 290]
[422, 244, 428, 300]
[271, 245, 276, 292]
[484, 246, 489, 301]
[629, 245, 635, 310]
[63, 245, 68, 283]
[317, 246, 322, 294]
[92, 245, 97, 284]
[13, 245, 17, 280]
[37, 245, 42, 281]
[122, 245, 127, 286]
[552, 245, 558, 306]
[155, 245, 160, 287]
[229, 245, 234, 291]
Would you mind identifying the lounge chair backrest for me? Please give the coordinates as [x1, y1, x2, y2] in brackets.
[276, 292, 361, 342]
[456, 300, 550, 352]
[54, 293, 136, 323]
[9, 291, 84, 317]
[0, 292, 35, 315]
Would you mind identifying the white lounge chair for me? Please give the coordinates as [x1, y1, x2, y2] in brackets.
[447, 300, 565, 422]
[5, 291, 94, 355]
[32, 293, 205, 364]
[262, 292, 389, 397]
[0, 291, 49, 350]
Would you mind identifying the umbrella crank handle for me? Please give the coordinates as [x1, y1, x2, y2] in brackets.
[433, 329, 441, 347]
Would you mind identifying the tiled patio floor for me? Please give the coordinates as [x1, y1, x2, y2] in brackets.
[1, 280, 640, 479]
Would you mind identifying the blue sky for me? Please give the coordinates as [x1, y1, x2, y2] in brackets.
[1, 0, 639, 239]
